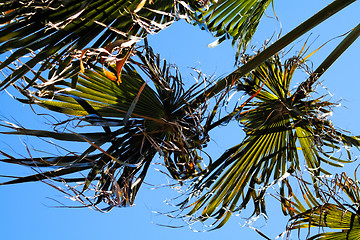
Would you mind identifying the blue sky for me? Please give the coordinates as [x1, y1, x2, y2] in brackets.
[1, 1, 360, 239]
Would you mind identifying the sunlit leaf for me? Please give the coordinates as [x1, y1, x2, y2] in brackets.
[181, 55, 360, 229]
[288, 173, 360, 239]
[190, 0, 273, 60]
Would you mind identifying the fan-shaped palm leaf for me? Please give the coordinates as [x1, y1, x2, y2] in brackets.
[0, 45, 209, 208]
[180, 55, 360, 229]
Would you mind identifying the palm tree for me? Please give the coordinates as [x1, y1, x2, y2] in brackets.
[1, 0, 360, 235]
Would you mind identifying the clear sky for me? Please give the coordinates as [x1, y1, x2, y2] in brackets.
[1, 1, 360, 239]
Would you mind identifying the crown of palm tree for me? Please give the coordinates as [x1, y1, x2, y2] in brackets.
[0, 44, 210, 209]
[180, 55, 360, 229]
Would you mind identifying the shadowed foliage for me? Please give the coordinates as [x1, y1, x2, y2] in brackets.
[0, 44, 210, 208]
[0, 0, 194, 89]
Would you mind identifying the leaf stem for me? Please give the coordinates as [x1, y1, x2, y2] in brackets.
[293, 21, 360, 101]
[190, 0, 357, 109]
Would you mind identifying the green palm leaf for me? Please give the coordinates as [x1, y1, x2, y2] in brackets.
[287, 173, 360, 239]
[181, 55, 360, 229]
[291, 204, 360, 240]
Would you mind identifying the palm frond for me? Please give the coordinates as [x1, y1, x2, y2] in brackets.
[188, 0, 357, 110]
[0, 45, 210, 208]
[180, 55, 360, 229]
[189, 0, 273, 60]
[0, 0, 186, 89]
[287, 173, 360, 240]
